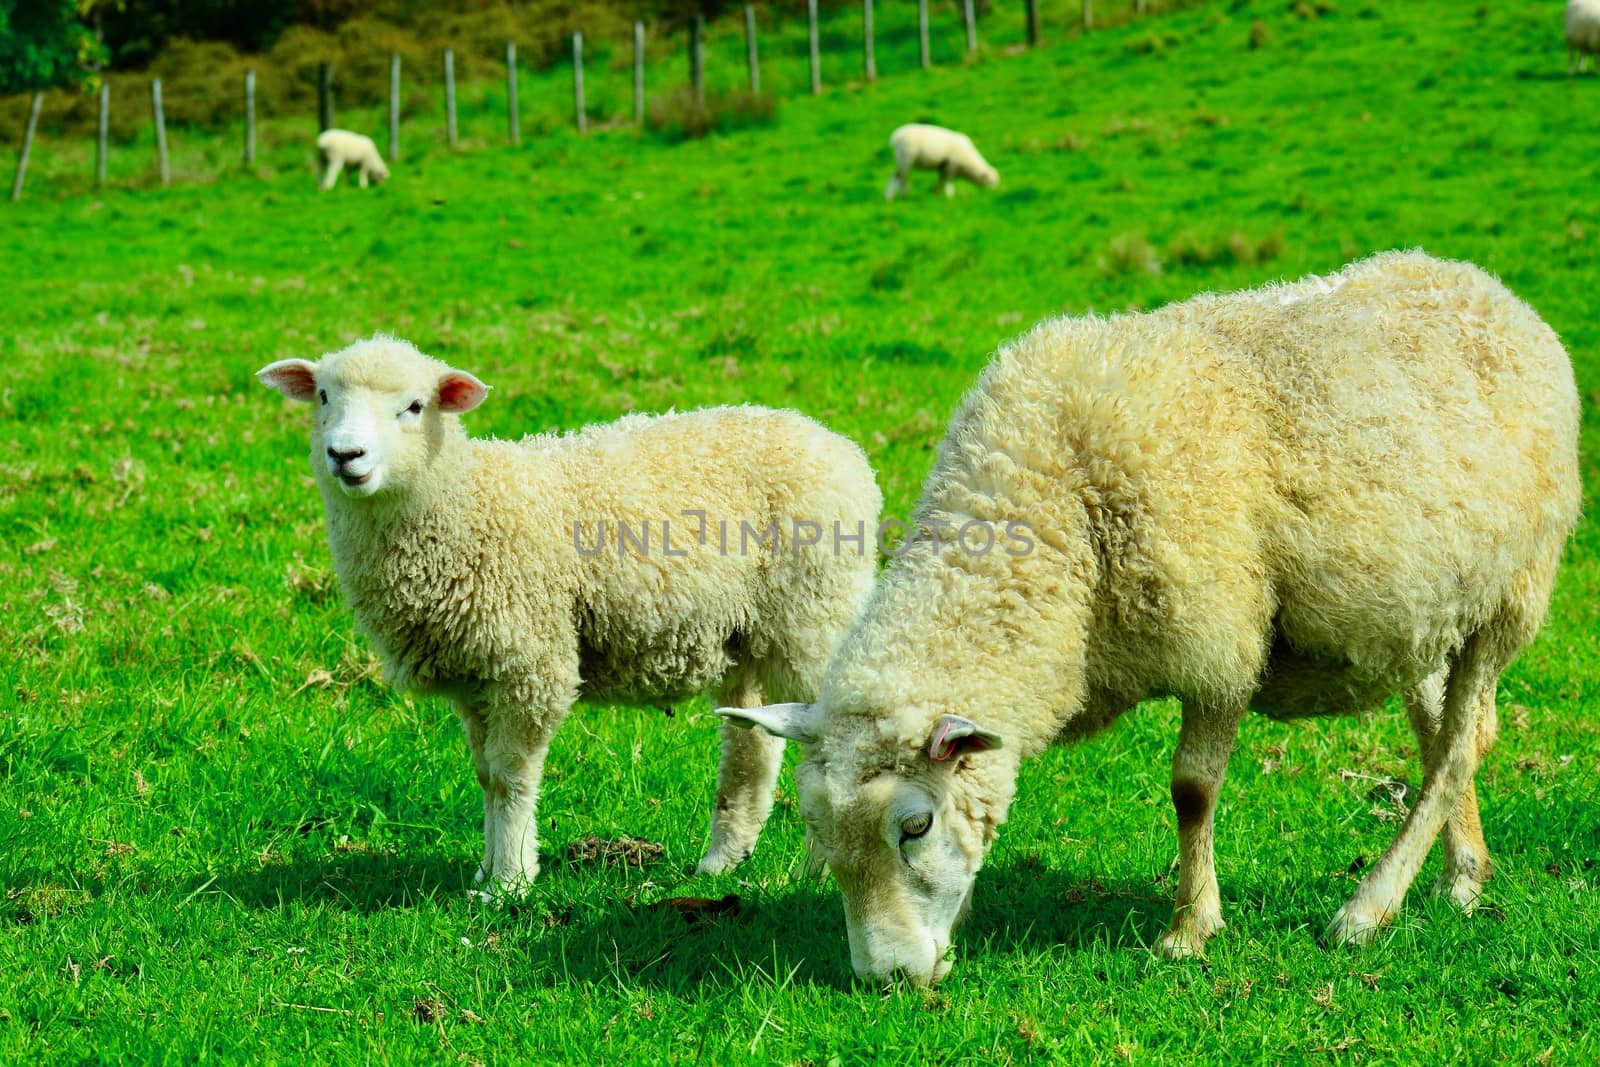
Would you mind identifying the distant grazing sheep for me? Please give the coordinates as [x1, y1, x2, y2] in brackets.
[885, 124, 999, 201]
[723, 251, 1580, 985]
[316, 129, 390, 190]
[1568, 0, 1600, 73]
[258, 337, 882, 896]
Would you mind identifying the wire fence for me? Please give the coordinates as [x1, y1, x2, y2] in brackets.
[6, 0, 1183, 202]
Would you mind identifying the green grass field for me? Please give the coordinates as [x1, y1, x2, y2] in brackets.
[4, 0, 1598, 1062]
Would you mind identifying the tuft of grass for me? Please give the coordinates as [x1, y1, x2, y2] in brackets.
[1101, 232, 1163, 275]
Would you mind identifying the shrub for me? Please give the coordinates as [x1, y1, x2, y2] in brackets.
[647, 88, 776, 143]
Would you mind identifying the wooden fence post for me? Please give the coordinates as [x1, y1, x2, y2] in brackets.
[1136, 0, 1146, 14]
[151, 79, 170, 186]
[506, 41, 520, 145]
[920, 0, 933, 68]
[318, 62, 333, 133]
[691, 16, 705, 106]
[389, 53, 401, 160]
[10, 91, 42, 202]
[964, 0, 978, 54]
[444, 48, 458, 147]
[97, 82, 109, 185]
[745, 7, 760, 93]
[573, 32, 587, 134]
[808, 0, 821, 94]
[243, 69, 256, 165]
[1027, 0, 1040, 46]
[634, 22, 646, 124]
[863, 0, 876, 81]
[1083, 0, 1093, 30]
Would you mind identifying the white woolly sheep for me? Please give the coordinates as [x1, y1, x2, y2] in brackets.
[884, 124, 999, 201]
[724, 251, 1580, 985]
[1567, 0, 1600, 74]
[316, 129, 390, 191]
[258, 337, 882, 896]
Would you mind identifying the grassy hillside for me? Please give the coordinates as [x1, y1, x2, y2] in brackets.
[2, 0, 1597, 1062]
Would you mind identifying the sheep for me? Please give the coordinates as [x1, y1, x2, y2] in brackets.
[316, 129, 390, 191]
[1568, 0, 1600, 74]
[257, 336, 882, 896]
[722, 251, 1581, 985]
[884, 124, 999, 201]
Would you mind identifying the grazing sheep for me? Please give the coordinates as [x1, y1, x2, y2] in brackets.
[723, 251, 1580, 985]
[1568, 0, 1600, 73]
[316, 129, 390, 190]
[884, 123, 999, 201]
[258, 337, 881, 895]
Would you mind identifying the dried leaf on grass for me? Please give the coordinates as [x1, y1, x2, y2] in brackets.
[565, 835, 664, 868]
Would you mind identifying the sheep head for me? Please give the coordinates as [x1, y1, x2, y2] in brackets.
[257, 336, 487, 500]
[718, 700, 1006, 988]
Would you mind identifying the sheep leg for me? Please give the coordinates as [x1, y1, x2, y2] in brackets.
[939, 164, 955, 198]
[358, 165, 370, 189]
[1155, 698, 1246, 959]
[478, 708, 563, 900]
[454, 703, 495, 887]
[320, 157, 342, 191]
[698, 669, 785, 874]
[1326, 632, 1500, 945]
[1403, 668, 1494, 912]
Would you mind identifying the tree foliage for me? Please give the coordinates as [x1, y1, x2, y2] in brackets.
[0, 0, 105, 92]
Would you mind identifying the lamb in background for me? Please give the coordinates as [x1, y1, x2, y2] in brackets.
[884, 123, 999, 201]
[258, 336, 881, 895]
[723, 251, 1581, 985]
[316, 129, 390, 190]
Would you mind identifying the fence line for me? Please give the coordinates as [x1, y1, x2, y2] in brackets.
[507, 41, 521, 146]
[443, 48, 458, 147]
[97, 83, 109, 184]
[389, 53, 401, 160]
[5, 1, 1176, 199]
[10, 91, 42, 201]
[151, 79, 169, 185]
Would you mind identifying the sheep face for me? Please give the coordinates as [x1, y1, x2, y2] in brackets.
[257, 339, 487, 500]
[721, 703, 1002, 987]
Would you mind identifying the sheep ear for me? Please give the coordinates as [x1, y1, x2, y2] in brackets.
[257, 359, 319, 402]
[716, 702, 822, 744]
[928, 715, 1003, 762]
[437, 370, 489, 413]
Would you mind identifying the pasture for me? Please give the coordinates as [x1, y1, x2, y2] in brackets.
[2, 0, 1598, 1061]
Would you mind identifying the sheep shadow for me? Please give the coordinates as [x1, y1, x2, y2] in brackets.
[190, 848, 1212, 990]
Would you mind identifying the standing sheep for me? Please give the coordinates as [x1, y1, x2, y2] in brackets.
[316, 129, 390, 190]
[1567, 0, 1600, 74]
[723, 251, 1580, 985]
[258, 337, 882, 895]
[884, 124, 999, 201]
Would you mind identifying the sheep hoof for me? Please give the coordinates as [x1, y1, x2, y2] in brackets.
[1432, 871, 1483, 914]
[695, 843, 753, 876]
[1323, 902, 1390, 947]
[1154, 929, 1209, 960]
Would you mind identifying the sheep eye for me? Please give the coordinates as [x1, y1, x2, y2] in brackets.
[405, 400, 423, 416]
[318, 389, 328, 405]
[900, 812, 932, 840]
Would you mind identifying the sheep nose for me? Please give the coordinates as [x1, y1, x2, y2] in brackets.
[327, 445, 366, 466]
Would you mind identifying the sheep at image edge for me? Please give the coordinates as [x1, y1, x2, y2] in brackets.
[316, 129, 390, 190]
[258, 337, 882, 895]
[723, 250, 1581, 985]
[885, 124, 999, 201]
[1568, 0, 1600, 73]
